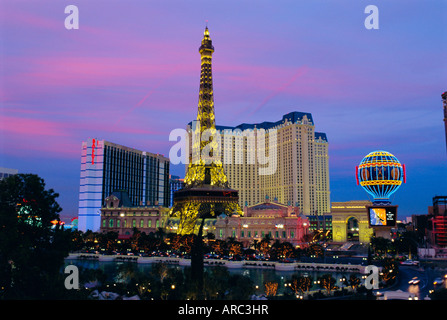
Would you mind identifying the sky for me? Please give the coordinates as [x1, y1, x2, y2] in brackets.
[0, 0, 446, 221]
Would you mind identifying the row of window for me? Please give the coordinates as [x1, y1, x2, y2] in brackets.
[103, 218, 160, 229]
[219, 229, 296, 239]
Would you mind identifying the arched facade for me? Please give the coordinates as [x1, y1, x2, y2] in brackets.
[331, 200, 373, 243]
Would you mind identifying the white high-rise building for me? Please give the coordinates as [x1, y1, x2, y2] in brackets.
[78, 138, 170, 232]
[186, 111, 330, 216]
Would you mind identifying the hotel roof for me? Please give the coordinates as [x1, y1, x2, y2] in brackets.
[215, 111, 314, 131]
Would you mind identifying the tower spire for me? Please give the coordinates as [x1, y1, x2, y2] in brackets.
[197, 26, 215, 134]
[184, 26, 228, 187]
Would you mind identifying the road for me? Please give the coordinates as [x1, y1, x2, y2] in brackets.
[377, 265, 447, 299]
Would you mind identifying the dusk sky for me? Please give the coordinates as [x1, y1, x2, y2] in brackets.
[0, 0, 446, 221]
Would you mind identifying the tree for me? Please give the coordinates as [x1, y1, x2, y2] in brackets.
[349, 274, 361, 289]
[318, 274, 336, 294]
[264, 281, 278, 297]
[307, 243, 324, 258]
[70, 230, 86, 252]
[98, 231, 118, 252]
[250, 239, 259, 251]
[258, 234, 272, 256]
[380, 258, 399, 284]
[210, 239, 226, 256]
[395, 231, 420, 257]
[290, 275, 313, 295]
[370, 236, 392, 256]
[178, 234, 194, 254]
[229, 242, 242, 257]
[226, 237, 242, 258]
[155, 227, 166, 241]
[130, 227, 142, 251]
[0, 174, 72, 299]
[276, 242, 295, 260]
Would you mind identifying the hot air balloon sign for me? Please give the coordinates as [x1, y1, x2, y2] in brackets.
[356, 150, 405, 228]
[356, 150, 406, 205]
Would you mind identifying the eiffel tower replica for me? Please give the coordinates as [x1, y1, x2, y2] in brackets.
[171, 27, 242, 235]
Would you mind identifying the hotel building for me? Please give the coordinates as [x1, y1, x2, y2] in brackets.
[100, 190, 169, 239]
[186, 111, 330, 216]
[78, 138, 170, 232]
[165, 198, 309, 247]
[428, 196, 447, 248]
[215, 199, 309, 247]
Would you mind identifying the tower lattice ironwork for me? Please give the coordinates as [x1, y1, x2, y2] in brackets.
[170, 27, 242, 235]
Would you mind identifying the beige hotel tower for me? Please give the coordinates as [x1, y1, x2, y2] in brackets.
[187, 111, 330, 216]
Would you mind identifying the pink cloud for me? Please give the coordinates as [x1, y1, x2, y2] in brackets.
[3, 55, 195, 94]
[0, 115, 68, 137]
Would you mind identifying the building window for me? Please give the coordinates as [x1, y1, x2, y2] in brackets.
[132, 219, 136, 228]
[148, 220, 152, 228]
[275, 231, 279, 238]
[140, 219, 144, 228]
[241, 230, 245, 238]
[109, 219, 114, 228]
[219, 229, 223, 238]
[102, 219, 106, 228]
[117, 220, 120, 228]
[156, 220, 160, 228]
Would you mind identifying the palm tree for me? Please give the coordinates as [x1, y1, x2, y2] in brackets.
[155, 227, 166, 241]
[250, 239, 259, 251]
[371, 236, 392, 257]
